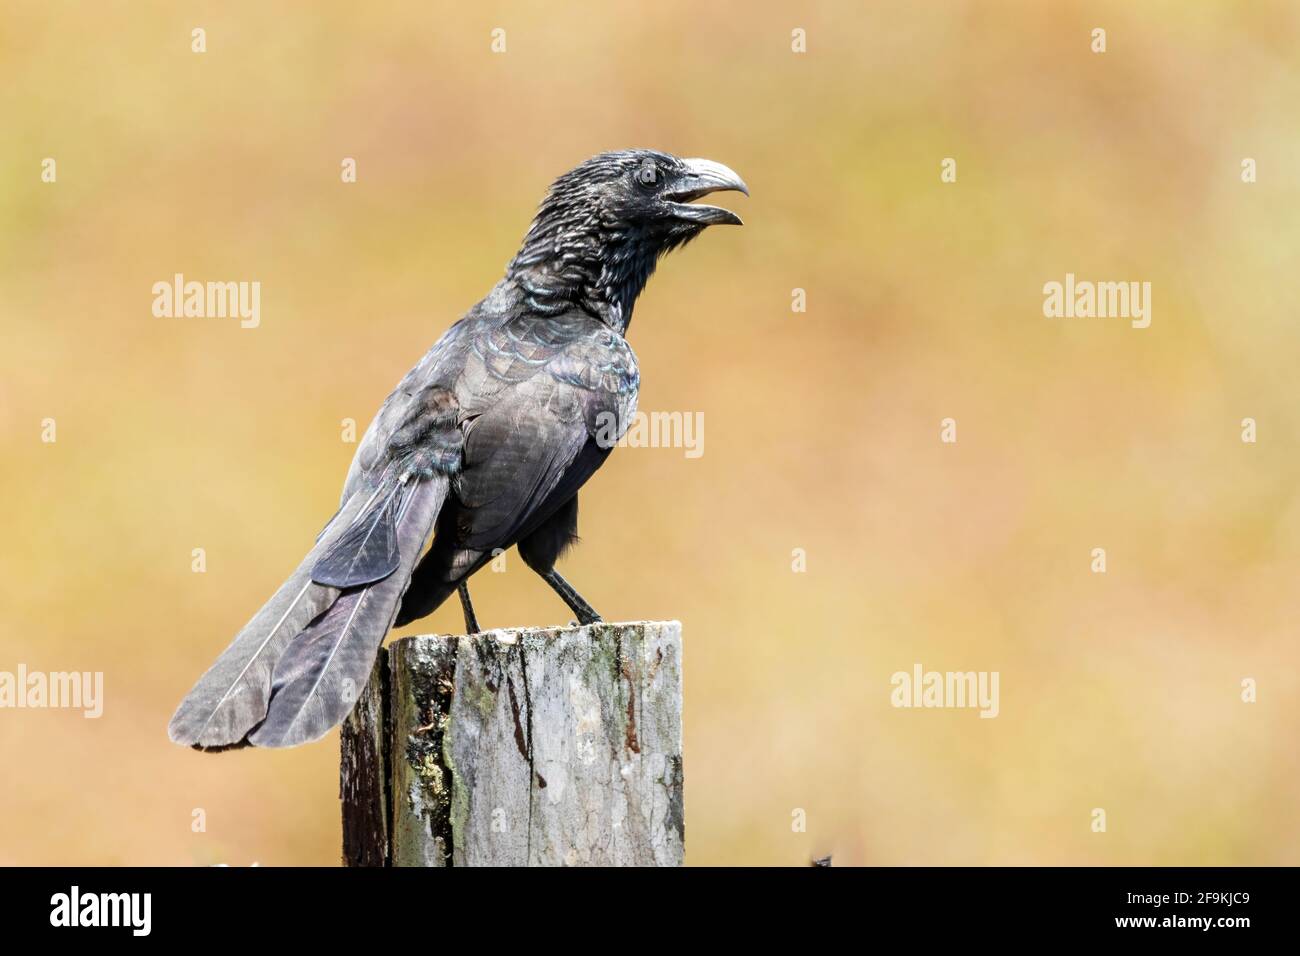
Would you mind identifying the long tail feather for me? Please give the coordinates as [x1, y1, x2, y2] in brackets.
[248, 476, 447, 748]
[167, 487, 373, 749]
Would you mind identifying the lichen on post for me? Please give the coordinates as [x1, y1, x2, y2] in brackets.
[341, 621, 683, 867]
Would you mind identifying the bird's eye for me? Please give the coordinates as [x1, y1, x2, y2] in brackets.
[633, 160, 659, 189]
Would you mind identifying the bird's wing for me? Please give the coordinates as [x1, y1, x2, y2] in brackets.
[309, 326, 474, 588]
[311, 375, 462, 590]
[338, 318, 475, 504]
[451, 311, 639, 552]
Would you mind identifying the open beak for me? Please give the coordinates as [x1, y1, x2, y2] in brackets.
[664, 158, 749, 226]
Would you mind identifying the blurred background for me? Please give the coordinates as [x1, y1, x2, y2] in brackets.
[2, 0, 1298, 865]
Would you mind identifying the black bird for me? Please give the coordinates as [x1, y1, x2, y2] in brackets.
[168, 149, 747, 749]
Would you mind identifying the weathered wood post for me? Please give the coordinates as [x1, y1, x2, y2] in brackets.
[341, 621, 683, 866]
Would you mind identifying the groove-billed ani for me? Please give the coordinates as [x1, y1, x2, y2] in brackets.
[168, 149, 747, 749]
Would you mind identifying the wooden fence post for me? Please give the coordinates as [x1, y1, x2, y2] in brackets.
[341, 621, 683, 866]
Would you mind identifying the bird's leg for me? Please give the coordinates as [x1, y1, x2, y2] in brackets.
[457, 581, 481, 634]
[539, 568, 602, 625]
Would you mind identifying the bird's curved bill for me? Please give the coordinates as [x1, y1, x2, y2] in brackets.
[665, 158, 748, 226]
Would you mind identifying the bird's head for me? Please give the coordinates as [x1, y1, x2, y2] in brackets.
[506, 149, 748, 331]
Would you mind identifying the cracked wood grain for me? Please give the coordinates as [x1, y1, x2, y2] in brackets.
[339, 645, 390, 867]
[341, 621, 683, 867]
